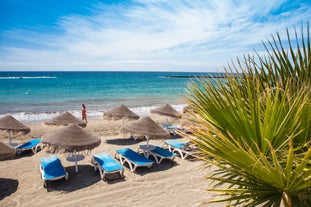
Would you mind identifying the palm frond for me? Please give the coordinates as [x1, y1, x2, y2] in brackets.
[186, 23, 311, 206]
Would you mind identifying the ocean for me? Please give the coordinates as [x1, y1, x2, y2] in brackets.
[0, 71, 213, 123]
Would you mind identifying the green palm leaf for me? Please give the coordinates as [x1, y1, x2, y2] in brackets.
[186, 23, 311, 206]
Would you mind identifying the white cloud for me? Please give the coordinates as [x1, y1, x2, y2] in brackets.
[1, 0, 310, 71]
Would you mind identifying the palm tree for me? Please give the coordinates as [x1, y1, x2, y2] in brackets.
[186, 23, 311, 206]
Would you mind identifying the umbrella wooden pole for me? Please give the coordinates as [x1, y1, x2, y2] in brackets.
[8, 130, 12, 145]
[122, 119, 125, 138]
[66, 150, 85, 173]
[146, 135, 150, 147]
[74, 150, 78, 173]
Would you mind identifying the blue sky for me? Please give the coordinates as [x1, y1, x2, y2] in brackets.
[0, 0, 310, 72]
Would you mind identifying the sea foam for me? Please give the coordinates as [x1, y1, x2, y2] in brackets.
[0, 104, 187, 123]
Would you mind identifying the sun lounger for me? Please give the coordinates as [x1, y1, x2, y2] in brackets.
[92, 152, 124, 181]
[146, 146, 176, 164]
[16, 138, 41, 155]
[115, 148, 154, 172]
[40, 155, 69, 188]
[162, 123, 184, 135]
[163, 140, 195, 159]
[162, 123, 180, 130]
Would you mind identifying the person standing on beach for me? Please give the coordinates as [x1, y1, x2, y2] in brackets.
[82, 104, 87, 123]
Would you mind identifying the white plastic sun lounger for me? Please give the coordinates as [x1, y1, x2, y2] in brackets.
[162, 123, 184, 135]
[92, 152, 124, 181]
[115, 148, 154, 172]
[16, 138, 41, 155]
[163, 140, 195, 159]
[138, 145, 176, 164]
[40, 155, 69, 188]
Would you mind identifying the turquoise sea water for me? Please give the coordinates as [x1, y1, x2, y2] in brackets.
[0, 71, 212, 122]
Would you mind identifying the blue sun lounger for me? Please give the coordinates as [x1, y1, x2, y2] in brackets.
[40, 155, 69, 188]
[16, 138, 41, 155]
[163, 140, 195, 159]
[115, 148, 154, 172]
[138, 145, 176, 164]
[92, 152, 124, 181]
[162, 124, 184, 135]
[150, 146, 176, 164]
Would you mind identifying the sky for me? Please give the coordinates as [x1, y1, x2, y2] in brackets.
[0, 0, 311, 72]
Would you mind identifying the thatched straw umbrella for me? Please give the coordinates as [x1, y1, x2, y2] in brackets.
[121, 116, 169, 147]
[0, 142, 16, 160]
[0, 115, 30, 146]
[42, 123, 101, 172]
[44, 111, 86, 127]
[150, 104, 181, 124]
[103, 105, 139, 121]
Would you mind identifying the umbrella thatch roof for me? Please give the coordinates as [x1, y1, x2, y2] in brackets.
[0, 142, 16, 160]
[103, 105, 139, 120]
[150, 104, 181, 118]
[44, 111, 86, 127]
[0, 115, 30, 133]
[42, 123, 101, 152]
[121, 116, 169, 138]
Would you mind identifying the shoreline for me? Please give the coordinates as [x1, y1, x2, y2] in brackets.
[0, 103, 187, 124]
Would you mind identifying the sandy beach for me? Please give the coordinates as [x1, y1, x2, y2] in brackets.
[0, 114, 220, 207]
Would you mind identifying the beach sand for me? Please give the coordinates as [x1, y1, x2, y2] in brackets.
[0, 115, 221, 207]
